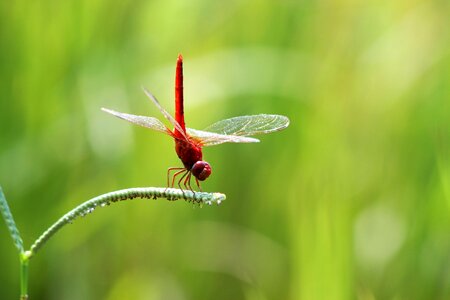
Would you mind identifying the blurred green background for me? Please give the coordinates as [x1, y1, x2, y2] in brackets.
[1, 0, 449, 299]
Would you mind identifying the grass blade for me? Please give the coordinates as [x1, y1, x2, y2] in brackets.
[0, 186, 24, 254]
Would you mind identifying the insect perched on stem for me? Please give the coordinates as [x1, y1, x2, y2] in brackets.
[102, 54, 289, 191]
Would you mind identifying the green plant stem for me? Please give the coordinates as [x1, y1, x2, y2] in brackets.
[0, 186, 225, 299]
[29, 187, 226, 256]
[20, 252, 31, 300]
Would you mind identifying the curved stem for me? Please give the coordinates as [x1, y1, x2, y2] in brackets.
[1, 186, 225, 299]
[28, 187, 225, 256]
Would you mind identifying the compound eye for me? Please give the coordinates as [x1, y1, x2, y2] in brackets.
[191, 161, 212, 181]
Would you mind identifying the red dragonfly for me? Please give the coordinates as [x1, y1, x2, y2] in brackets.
[102, 55, 289, 191]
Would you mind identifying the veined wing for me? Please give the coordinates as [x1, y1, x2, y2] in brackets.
[142, 87, 190, 141]
[190, 114, 289, 146]
[205, 114, 290, 135]
[101, 108, 172, 136]
[187, 128, 260, 146]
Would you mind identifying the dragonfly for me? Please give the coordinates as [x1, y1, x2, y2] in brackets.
[102, 54, 289, 191]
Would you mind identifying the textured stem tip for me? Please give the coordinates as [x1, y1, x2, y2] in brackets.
[29, 187, 226, 256]
[0, 186, 24, 254]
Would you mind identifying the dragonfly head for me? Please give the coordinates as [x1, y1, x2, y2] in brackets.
[191, 161, 211, 181]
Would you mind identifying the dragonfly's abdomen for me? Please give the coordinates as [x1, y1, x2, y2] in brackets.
[175, 55, 186, 135]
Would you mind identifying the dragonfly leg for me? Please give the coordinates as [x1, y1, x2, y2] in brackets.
[172, 169, 187, 189]
[165, 168, 186, 195]
[195, 177, 203, 192]
[177, 170, 190, 194]
[167, 167, 185, 188]
[184, 172, 194, 193]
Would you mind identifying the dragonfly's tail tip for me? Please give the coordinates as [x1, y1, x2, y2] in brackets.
[177, 54, 183, 61]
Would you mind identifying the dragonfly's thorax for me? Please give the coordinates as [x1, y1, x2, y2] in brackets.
[175, 139, 203, 170]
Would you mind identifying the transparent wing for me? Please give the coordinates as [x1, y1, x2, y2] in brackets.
[188, 114, 290, 146]
[187, 128, 260, 146]
[101, 107, 173, 136]
[142, 87, 190, 141]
